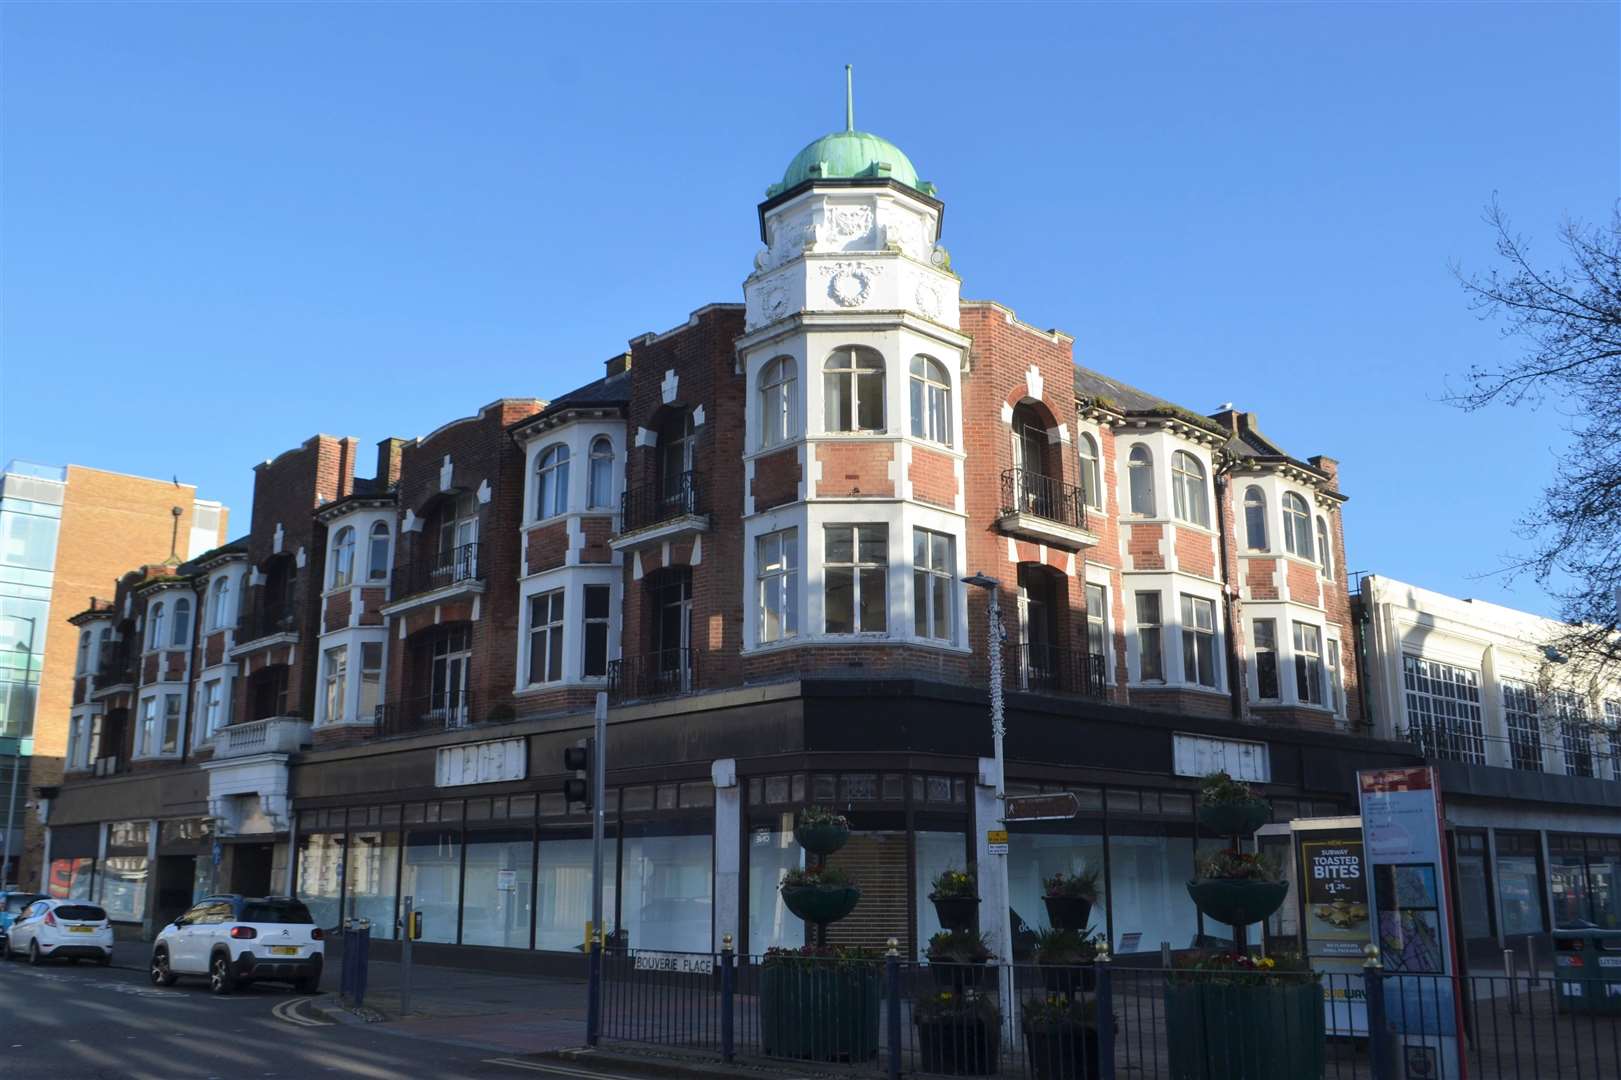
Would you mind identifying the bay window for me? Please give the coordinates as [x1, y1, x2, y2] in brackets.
[1293, 622, 1324, 705]
[1078, 434, 1102, 510]
[323, 646, 348, 725]
[908, 355, 952, 446]
[1282, 493, 1313, 559]
[367, 522, 390, 581]
[535, 445, 570, 520]
[912, 528, 955, 642]
[757, 529, 799, 644]
[1135, 592, 1164, 682]
[759, 356, 797, 448]
[528, 590, 566, 684]
[587, 437, 615, 509]
[825, 524, 887, 634]
[331, 527, 355, 588]
[1253, 619, 1279, 700]
[1181, 595, 1217, 688]
[1128, 445, 1155, 516]
[823, 347, 885, 433]
[582, 585, 611, 677]
[359, 642, 382, 721]
[1243, 486, 1267, 550]
[1171, 451, 1210, 527]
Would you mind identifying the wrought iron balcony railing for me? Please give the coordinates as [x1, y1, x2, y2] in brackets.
[621, 471, 703, 534]
[236, 597, 301, 643]
[999, 468, 1088, 531]
[374, 690, 476, 738]
[391, 542, 483, 602]
[607, 649, 699, 703]
[1004, 643, 1108, 697]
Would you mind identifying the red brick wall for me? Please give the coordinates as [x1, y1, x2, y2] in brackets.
[1245, 558, 1279, 600]
[204, 632, 226, 667]
[909, 446, 957, 509]
[579, 517, 614, 564]
[1174, 527, 1215, 578]
[1127, 523, 1165, 571]
[525, 522, 569, 575]
[814, 442, 895, 498]
[751, 448, 801, 511]
[358, 587, 386, 626]
[323, 590, 352, 633]
[1287, 560, 1322, 607]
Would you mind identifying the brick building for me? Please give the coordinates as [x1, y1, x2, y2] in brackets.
[43, 108, 1428, 961]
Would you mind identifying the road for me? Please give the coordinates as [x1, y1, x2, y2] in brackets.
[0, 956, 624, 1080]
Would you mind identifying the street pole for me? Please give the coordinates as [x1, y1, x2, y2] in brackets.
[0, 737, 21, 888]
[591, 691, 607, 941]
[400, 894, 413, 1017]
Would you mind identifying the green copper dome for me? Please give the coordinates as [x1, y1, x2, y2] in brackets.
[768, 129, 935, 199]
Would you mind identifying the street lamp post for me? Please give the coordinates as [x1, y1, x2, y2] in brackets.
[961, 572, 1014, 1020]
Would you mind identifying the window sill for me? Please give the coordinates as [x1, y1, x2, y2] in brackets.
[514, 679, 607, 697]
[1129, 681, 1228, 698]
[742, 634, 972, 656]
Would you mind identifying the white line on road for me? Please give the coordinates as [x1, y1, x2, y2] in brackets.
[482, 1057, 646, 1079]
[270, 997, 333, 1027]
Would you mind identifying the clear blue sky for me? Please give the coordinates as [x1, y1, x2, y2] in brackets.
[3, 4, 1615, 616]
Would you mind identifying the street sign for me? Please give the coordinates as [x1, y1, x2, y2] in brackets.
[986, 829, 1009, 855]
[1004, 792, 1079, 822]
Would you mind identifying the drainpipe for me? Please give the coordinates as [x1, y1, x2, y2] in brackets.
[1213, 473, 1242, 722]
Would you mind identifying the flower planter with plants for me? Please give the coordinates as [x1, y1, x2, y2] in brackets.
[758, 945, 882, 1063]
[1196, 771, 1272, 839]
[929, 865, 980, 933]
[1032, 927, 1102, 996]
[1042, 867, 1101, 933]
[793, 805, 850, 857]
[925, 929, 996, 993]
[779, 864, 861, 925]
[1186, 848, 1289, 928]
[913, 990, 1002, 1076]
[1022, 994, 1104, 1080]
[1165, 952, 1325, 1080]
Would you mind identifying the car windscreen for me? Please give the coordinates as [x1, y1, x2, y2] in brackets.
[4, 895, 43, 913]
[53, 905, 106, 922]
[240, 901, 314, 925]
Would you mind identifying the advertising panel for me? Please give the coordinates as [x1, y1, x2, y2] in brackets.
[1291, 821, 1373, 1037]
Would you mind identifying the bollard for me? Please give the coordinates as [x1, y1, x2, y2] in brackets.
[886, 938, 902, 1080]
[353, 920, 370, 1007]
[720, 933, 735, 1063]
[1160, 940, 1172, 970]
[1096, 943, 1115, 1080]
[1504, 947, 1518, 1015]
[1363, 944, 1389, 1080]
[1526, 936, 1539, 988]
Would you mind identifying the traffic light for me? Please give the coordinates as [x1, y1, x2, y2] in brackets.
[564, 740, 592, 808]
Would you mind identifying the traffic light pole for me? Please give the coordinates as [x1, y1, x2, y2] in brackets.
[587, 692, 607, 1046]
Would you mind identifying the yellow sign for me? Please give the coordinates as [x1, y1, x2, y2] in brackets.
[987, 830, 1009, 844]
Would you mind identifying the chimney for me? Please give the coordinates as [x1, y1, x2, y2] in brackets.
[606, 351, 633, 378]
[1309, 455, 1341, 489]
[376, 438, 405, 490]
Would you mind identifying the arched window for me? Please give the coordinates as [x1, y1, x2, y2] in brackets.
[97, 627, 110, 664]
[909, 355, 952, 446]
[1243, 486, 1268, 551]
[1127, 444, 1156, 516]
[1078, 434, 1102, 510]
[823, 347, 885, 433]
[759, 356, 797, 448]
[148, 602, 166, 651]
[587, 437, 615, 509]
[210, 576, 231, 630]
[535, 444, 570, 519]
[172, 597, 191, 648]
[1171, 451, 1210, 527]
[76, 631, 90, 674]
[1282, 492, 1314, 559]
[1316, 516, 1333, 579]
[331, 526, 356, 588]
[367, 521, 390, 581]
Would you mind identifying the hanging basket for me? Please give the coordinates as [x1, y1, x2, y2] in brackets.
[930, 894, 981, 933]
[1186, 878, 1289, 927]
[1042, 895, 1094, 933]
[794, 822, 850, 857]
[782, 884, 861, 926]
[1198, 799, 1272, 838]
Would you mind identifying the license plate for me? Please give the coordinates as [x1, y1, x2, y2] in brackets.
[270, 946, 299, 956]
[69, 926, 95, 934]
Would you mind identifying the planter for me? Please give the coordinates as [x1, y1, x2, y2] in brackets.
[781, 884, 861, 925]
[759, 962, 881, 1062]
[794, 821, 850, 857]
[915, 1017, 1000, 1076]
[1039, 963, 1098, 996]
[1185, 879, 1289, 927]
[1024, 1023, 1103, 1080]
[928, 960, 996, 995]
[1043, 895, 1095, 933]
[1164, 978, 1325, 1080]
[1198, 799, 1272, 838]
[931, 894, 980, 933]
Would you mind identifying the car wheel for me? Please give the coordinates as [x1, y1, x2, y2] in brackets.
[150, 948, 178, 987]
[209, 952, 235, 995]
[28, 941, 43, 966]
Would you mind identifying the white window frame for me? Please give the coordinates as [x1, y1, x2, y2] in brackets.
[1316, 516, 1333, 580]
[76, 631, 90, 675]
[359, 641, 382, 722]
[908, 355, 952, 447]
[823, 523, 888, 634]
[331, 526, 356, 589]
[1292, 621, 1325, 706]
[200, 678, 224, 741]
[323, 645, 348, 726]
[1134, 591, 1164, 683]
[210, 576, 232, 630]
[1084, 580, 1110, 683]
[587, 437, 616, 509]
[1253, 618, 1280, 701]
[367, 522, 390, 582]
[535, 444, 570, 521]
[1078, 433, 1103, 511]
[528, 588, 566, 685]
[1180, 593, 1218, 688]
[1243, 486, 1268, 551]
[147, 602, 166, 652]
[1171, 451, 1210, 528]
[66, 716, 83, 768]
[823, 347, 886, 434]
[759, 356, 798, 449]
[757, 528, 799, 644]
[912, 527, 956, 643]
[1282, 492, 1313, 560]
[1127, 444, 1156, 516]
[582, 584, 612, 678]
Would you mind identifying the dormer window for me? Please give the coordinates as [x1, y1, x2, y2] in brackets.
[824, 347, 884, 433]
[1283, 493, 1314, 560]
[535, 445, 570, 520]
[1171, 451, 1209, 527]
[331, 526, 355, 588]
[759, 357, 798, 448]
[909, 355, 952, 447]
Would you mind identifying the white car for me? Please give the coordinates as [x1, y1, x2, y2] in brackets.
[5, 899, 113, 966]
[150, 894, 324, 994]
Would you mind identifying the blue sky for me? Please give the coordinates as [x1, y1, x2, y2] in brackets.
[2, 3, 1615, 616]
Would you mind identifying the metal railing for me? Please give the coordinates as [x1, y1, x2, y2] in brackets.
[94, 647, 137, 686]
[607, 649, 699, 703]
[1000, 468, 1088, 531]
[373, 691, 476, 737]
[391, 542, 483, 601]
[592, 950, 1621, 1080]
[1399, 724, 1621, 782]
[621, 471, 703, 534]
[236, 597, 301, 643]
[1006, 644, 1109, 698]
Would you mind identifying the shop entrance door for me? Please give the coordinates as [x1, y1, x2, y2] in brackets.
[154, 856, 197, 928]
[230, 844, 274, 897]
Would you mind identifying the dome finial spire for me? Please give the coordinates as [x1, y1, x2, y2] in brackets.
[845, 64, 854, 132]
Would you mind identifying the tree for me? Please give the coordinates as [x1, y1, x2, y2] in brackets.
[1451, 199, 1621, 683]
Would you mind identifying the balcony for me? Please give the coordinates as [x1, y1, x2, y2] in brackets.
[1399, 723, 1621, 781]
[212, 715, 311, 759]
[608, 649, 700, 704]
[233, 599, 302, 652]
[612, 472, 708, 549]
[385, 542, 485, 611]
[373, 691, 477, 738]
[996, 468, 1098, 551]
[91, 650, 137, 697]
[1005, 643, 1108, 698]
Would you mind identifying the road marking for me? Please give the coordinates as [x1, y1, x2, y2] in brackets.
[271, 997, 332, 1027]
[482, 1058, 646, 1079]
